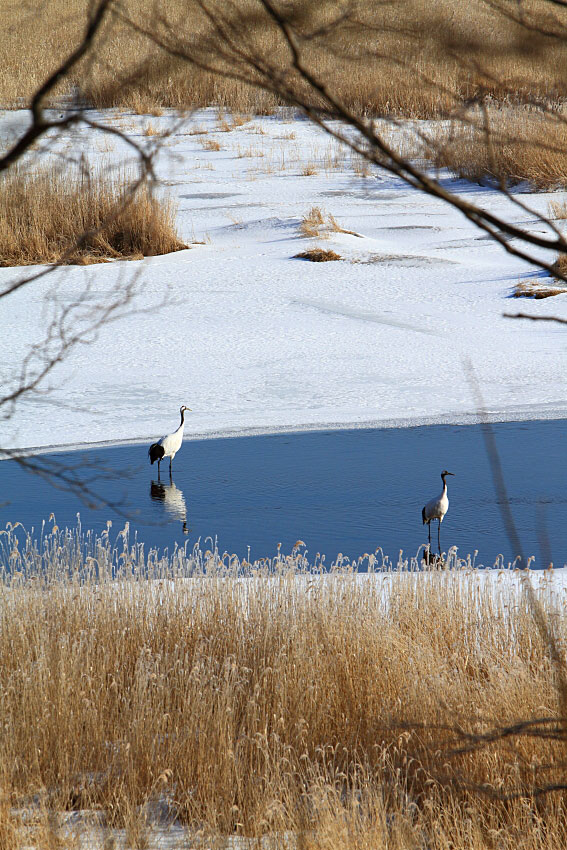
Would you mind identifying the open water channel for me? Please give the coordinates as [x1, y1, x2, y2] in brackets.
[1, 419, 566, 568]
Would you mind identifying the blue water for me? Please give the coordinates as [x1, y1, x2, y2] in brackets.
[1, 420, 566, 567]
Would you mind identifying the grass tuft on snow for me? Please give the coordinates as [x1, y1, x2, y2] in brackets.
[294, 248, 342, 262]
[552, 254, 567, 280]
[299, 207, 360, 240]
[514, 280, 567, 299]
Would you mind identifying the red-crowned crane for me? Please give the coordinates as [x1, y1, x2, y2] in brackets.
[422, 470, 455, 554]
[148, 405, 191, 479]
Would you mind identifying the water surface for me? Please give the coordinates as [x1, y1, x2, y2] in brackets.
[1, 420, 566, 567]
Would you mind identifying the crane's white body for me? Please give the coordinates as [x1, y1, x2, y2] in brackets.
[422, 470, 454, 554]
[156, 419, 185, 461]
[149, 405, 190, 477]
[422, 484, 449, 525]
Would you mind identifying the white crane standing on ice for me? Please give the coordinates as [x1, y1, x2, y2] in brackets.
[148, 405, 191, 478]
[422, 470, 455, 554]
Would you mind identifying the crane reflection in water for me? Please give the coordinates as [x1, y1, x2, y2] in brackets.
[150, 478, 189, 535]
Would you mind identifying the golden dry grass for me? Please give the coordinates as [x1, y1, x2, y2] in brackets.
[1, 0, 567, 119]
[425, 110, 567, 189]
[1, 2, 567, 191]
[549, 198, 567, 220]
[1, 523, 567, 848]
[552, 254, 567, 279]
[514, 280, 567, 298]
[300, 207, 360, 240]
[0, 165, 186, 266]
[202, 137, 222, 151]
[300, 206, 326, 237]
[301, 162, 318, 176]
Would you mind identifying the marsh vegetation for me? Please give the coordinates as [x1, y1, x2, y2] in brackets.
[0, 521, 566, 848]
[2, 3, 567, 846]
[0, 166, 186, 266]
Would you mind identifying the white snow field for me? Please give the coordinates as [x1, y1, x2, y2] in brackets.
[1, 108, 567, 453]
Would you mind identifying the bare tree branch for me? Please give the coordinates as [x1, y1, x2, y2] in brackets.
[504, 312, 567, 325]
[0, 0, 113, 175]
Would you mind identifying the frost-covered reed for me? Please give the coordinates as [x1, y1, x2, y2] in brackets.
[0, 519, 565, 848]
[0, 515, 498, 585]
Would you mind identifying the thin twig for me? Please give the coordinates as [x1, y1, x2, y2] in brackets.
[504, 312, 567, 325]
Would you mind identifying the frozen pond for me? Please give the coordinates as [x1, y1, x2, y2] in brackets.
[2, 419, 567, 568]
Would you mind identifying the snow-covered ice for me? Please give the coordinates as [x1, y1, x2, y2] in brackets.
[1, 109, 566, 453]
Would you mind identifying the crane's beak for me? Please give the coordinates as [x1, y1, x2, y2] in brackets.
[446, 472, 455, 476]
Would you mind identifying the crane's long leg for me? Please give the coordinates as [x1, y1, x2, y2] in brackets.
[438, 520, 441, 555]
[169, 457, 173, 480]
[157, 459, 161, 481]
[428, 522, 431, 546]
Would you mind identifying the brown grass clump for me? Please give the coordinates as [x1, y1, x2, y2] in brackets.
[513, 280, 566, 299]
[230, 113, 252, 127]
[295, 248, 342, 261]
[0, 165, 186, 266]
[427, 110, 567, 189]
[1, 523, 567, 847]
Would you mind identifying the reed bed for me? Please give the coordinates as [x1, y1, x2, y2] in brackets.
[2, 2, 567, 192]
[0, 165, 186, 266]
[0, 0, 566, 118]
[425, 110, 567, 189]
[0, 521, 566, 847]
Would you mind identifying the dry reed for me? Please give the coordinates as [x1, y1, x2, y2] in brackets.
[300, 206, 326, 238]
[202, 137, 222, 151]
[552, 254, 567, 279]
[0, 522, 566, 847]
[0, 165, 186, 266]
[299, 207, 357, 240]
[514, 280, 567, 298]
[1, 0, 567, 119]
[2, 1, 567, 196]
[549, 198, 567, 220]
[426, 110, 567, 189]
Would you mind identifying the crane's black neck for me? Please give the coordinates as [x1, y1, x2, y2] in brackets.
[179, 408, 186, 426]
